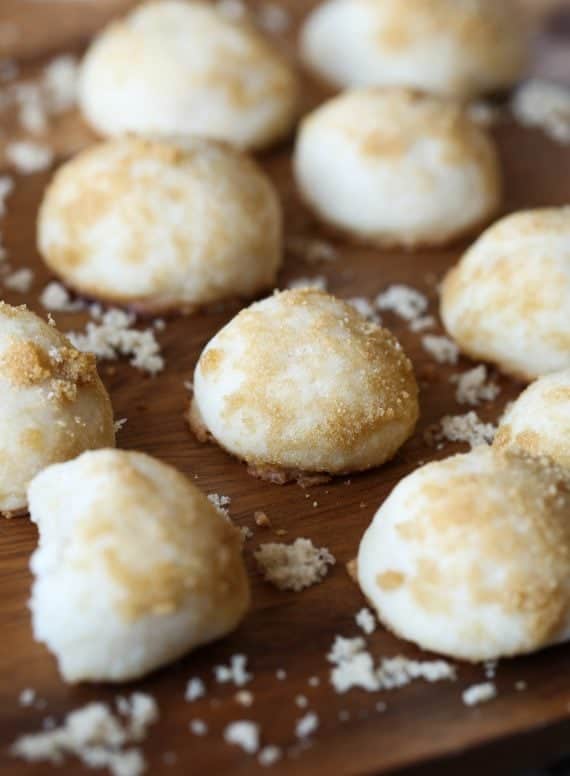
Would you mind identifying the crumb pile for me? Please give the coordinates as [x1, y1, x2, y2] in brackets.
[254, 538, 336, 592]
[12, 693, 158, 776]
[68, 308, 164, 375]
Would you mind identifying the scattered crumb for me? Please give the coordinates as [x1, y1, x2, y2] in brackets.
[346, 296, 381, 324]
[214, 655, 252, 687]
[451, 365, 499, 406]
[224, 721, 260, 754]
[113, 418, 127, 434]
[355, 608, 376, 635]
[308, 676, 320, 687]
[484, 660, 498, 679]
[328, 636, 379, 693]
[68, 309, 164, 374]
[421, 334, 459, 365]
[409, 315, 435, 332]
[235, 690, 254, 707]
[375, 284, 428, 321]
[183, 379, 193, 393]
[515, 681, 527, 692]
[254, 538, 335, 592]
[208, 493, 231, 520]
[512, 79, 570, 144]
[5, 141, 53, 174]
[462, 682, 497, 707]
[3, 267, 33, 292]
[40, 281, 84, 312]
[429, 411, 496, 448]
[254, 511, 271, 528]
[295, 695, 308, 709]
[189, 719, 208, 736]
[258, 745, 282, 767]
[328, 637, 456, 694]
[275, 669, 287, 681]
[287, 236, 337, 264]
[287, 275, 328, 291]
[295, 713, 319, 740]
[376, 656, 456, 690]
[116, 693, 158, 741]
[11, 694, 157, 776]
[185, 678, 205, 703]
[375, 701, 387, 712]
[19, 688, 36, 707]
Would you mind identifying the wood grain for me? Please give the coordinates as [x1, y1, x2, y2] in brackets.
[1, 2, 570, 775]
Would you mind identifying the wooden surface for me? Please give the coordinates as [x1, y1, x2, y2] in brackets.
[1, 2, 570, 775]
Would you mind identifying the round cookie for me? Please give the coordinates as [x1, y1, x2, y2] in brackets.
[441, 208, 570, 380]
[0, 302, 115, 517]
[37, 137, 282, 313]
[78, 0, 299, 150]
[293, 89, 501, 248]
[494, 369, 570, 468]
[189, 288, 419, 481]
[300, 0, 527, 98]
[28, 449, 250, 683]
[358, 447, 570, 662]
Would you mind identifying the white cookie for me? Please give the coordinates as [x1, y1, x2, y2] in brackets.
[0, 302, 114, 516]
[494, 369, 570, 468]
[358, 447, 570, 661]
[29, 449, 250, 682]
[301, 0, 527, 98]
[78, 0, 298, 150]
[294, 89, 501, 248]
[441, 208, 570, 380]
[189, 288, 419, 481]
[38, 137, 282, 313]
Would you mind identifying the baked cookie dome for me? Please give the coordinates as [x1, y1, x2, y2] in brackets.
[189, 288, 419, 481]
[441, 208, 570, 381]
[37, 137, 282, 313]
[78, 0, 298, 150]
[28, 449, 250, 683]
[300, 0, 527, 99]
[358, 447, 570, 662]
[293, 89, 501, 248]
[494, 370, 570, 468]
[0, 302, 114, 517]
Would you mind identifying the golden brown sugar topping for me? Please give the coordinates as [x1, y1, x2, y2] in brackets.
[76, 454, 246, 621]
[314, 89, 498, 176]
[366, 0, 521, 67]
[376, 570, 405, 591]
[1, 337, 97, 402]
[399, 450, 570, 643]
[1, 340, 52, 386]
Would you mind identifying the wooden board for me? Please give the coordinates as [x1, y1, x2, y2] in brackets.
[1, 2, 570, 774]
